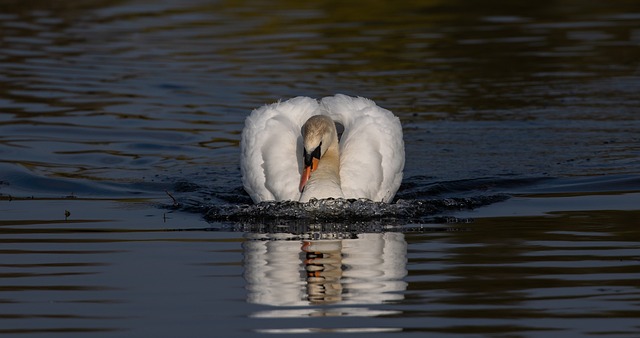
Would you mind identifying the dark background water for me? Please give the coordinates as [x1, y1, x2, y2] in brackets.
[1, 0, 639, 337]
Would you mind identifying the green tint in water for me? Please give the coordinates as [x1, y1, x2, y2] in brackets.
[1, 0, 639, 187]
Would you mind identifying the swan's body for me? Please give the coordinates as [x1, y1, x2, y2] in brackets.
[241, 94, 404, 203]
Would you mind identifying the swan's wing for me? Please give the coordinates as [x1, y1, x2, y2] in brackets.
[241, 97, 319, 203]
[321, 94, 404, 202]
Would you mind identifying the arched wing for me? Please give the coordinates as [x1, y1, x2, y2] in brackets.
[320, 94, 404, 202]
[240, 97, 319, 203]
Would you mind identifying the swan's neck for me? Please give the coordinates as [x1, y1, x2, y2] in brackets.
[299, 143, 344, 202]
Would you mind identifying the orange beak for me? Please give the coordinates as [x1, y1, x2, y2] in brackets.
[299, 157, 319, 192]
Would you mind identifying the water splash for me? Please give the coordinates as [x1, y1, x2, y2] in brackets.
[164, 175, 540, 228]
[203, 195, 508, 225]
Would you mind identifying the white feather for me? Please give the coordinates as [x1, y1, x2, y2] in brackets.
[241, 94, 404, 203]
[241, 97, 318, 202]
[321, 94, 405, 202]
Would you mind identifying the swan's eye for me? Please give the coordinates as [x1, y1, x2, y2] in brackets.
[303, 143, 322, 167]
[311, 143, 321, 160]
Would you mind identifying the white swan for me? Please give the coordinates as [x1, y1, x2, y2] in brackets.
[241, 94, 404, 203]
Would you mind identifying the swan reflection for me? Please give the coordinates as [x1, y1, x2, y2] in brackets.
[243, 232, 407, 312]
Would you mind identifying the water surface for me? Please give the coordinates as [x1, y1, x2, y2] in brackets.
[1, 0, 639, 337]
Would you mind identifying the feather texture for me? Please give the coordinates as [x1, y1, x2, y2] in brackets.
[241, 94, 404, 203]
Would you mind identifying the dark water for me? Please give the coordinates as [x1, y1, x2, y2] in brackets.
[1, 0, 640, 337]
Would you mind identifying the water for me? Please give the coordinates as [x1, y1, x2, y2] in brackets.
[1, 0, 640, 337]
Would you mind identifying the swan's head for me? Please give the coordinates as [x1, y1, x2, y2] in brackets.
[299, 115, 338, 192]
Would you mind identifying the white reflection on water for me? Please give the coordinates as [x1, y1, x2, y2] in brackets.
[242, 232, 407, 316]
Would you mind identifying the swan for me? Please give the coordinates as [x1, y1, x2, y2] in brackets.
[241, 94, 404, 203]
